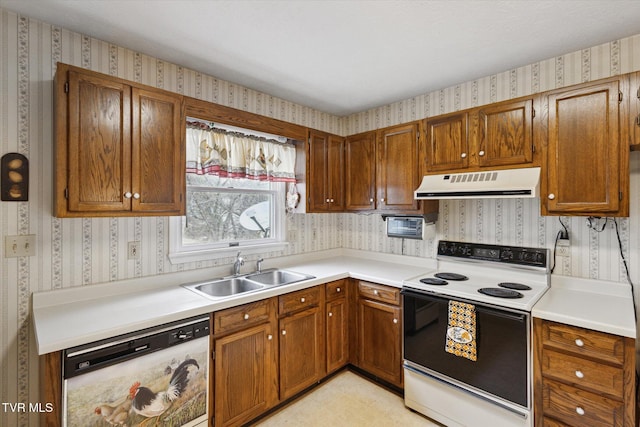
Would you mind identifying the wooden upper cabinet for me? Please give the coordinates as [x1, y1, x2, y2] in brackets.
[543, 77, 629, 216]
[377, 122, 421, 212]
[132, 87, 184, 213]
[306, 129, 344, 212]
[54, 63, 185, 217]
[345, 131, 376, 211]
[424, 111, 470, 172]
[631, 72, 640, 150]
[474, 98, 534, 167]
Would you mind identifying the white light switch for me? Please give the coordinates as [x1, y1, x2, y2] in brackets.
[4, 234, 36, 257]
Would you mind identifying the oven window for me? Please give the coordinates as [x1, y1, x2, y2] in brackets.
[403, 290, 529, 408]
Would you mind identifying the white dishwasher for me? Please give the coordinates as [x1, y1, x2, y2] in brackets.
[62, 315, 210, 427]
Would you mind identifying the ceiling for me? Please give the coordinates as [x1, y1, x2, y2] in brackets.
[2, 0, 640, 116]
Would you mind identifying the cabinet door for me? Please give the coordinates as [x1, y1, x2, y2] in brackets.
[545, 79, 625, 215]
[279, 307, 324, 399]
[631, 72, 640, 151]
[425, 112, 469, 172]
[377, 123, 421, 212]
[357, 298, 402, 387]
[345, 131, 376, 211]
[326, 297, 349, 374]
[132, 87, 185, 214]
[66, 69, 132, 213]
[214, 323, 278, 427]
[306, 130, 331, 212]
[327, 134, 345, 211]
[475, 98, 534, 167]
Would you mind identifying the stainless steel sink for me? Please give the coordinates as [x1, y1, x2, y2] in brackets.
[245, 269, 315, 286]
[183, 277, 265, 299]
[181, 268, 315, 300]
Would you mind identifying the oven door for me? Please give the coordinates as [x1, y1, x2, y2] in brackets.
[402, 288, 529, 409]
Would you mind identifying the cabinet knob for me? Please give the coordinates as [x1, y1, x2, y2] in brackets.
[575, 338, 584, 347]
[326, 198, 330, 203]
[576, 407, 585, 416]
[369, 198, 374, 203]
[267, 334, 273, 340]
[124, 192, 132, 199]
[548, 193, 556, 200]
[380, 198, 385, 203]
[330, 198, 334, 203]
[461, 153, 467, 159]
[300, 297, 305, 303]
[336, 287, 341, 293]
[373, 290, 379, 296]
[478, 150, 485, 157]
[393, 318, 398, 324]
[243, 313, 249, 320]
[328, 312, 333, 317]
[575, 370, 584, 379]
[282, 330, 286, 335]
[133, 192, 140, 199]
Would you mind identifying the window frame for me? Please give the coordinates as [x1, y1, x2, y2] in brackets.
[168, 173, 289, 265]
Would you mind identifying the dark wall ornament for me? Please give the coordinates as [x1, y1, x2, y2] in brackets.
[1, 153, 29, 201]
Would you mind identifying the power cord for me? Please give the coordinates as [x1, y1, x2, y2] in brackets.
[550, 217, 569, 274]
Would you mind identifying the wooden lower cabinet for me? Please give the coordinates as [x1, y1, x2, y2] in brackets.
[213, 323, 278, 427]
[278, 287, 325, 400]
[533, 318, 635, 427]
[326, 280, 349, 374]
[212, 298, 278, 427]
[356, 281, 403, 388]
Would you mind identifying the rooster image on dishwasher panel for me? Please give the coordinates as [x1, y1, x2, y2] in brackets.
[65, 336, 208, 427]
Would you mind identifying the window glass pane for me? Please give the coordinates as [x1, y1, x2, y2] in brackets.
[183, 187, 273, 246]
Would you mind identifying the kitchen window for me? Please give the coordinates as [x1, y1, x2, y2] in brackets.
[169, 120, 295, 263]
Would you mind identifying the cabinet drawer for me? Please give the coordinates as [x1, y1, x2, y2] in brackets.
[542, 349, 623, 399]
[279, 287, 321, 314]
[541, 321, 625, 365]
[358, 281, 399, 305]
[542, 379, 625, 427]
[214, 299, 273, 335]
[543, 417, 571, 427]
[325, 280, 346, 301]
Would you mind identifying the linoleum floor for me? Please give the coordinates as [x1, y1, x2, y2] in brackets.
[252, 370, 439, 426]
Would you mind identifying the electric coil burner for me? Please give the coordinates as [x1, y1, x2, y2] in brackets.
[478, 287, 524, 298]
[499, 282, 532, 291]
[434, 272, 468, 281]
[419, 278, 448, 286]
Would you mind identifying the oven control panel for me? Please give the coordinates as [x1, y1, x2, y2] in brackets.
[437, 240, 548, 268]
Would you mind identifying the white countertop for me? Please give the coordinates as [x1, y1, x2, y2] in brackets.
[532, 274, 637, 338]
[32, 249, 436, 354]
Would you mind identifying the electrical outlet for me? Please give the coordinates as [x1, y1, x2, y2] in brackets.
[4, 234, 36, 257]
[128, 241, 141, 260]
[556, 239, 570, 257]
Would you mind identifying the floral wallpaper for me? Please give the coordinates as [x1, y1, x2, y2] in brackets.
[1, 6, 640, 426]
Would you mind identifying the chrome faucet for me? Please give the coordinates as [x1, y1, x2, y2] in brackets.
[232, 252, 244, 276]
[256, 257, 264, 273]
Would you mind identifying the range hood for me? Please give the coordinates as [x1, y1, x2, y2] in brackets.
[414, 167, 540, 200]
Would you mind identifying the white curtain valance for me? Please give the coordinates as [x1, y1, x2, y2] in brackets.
[186, 125, 296, 182]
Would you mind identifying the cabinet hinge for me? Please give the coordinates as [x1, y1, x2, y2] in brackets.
[637, 87, 640, 99]
[64, 81, 69, 93]
[620, 191, 623, 201]
[211, 350, 215, 360]
[531, 144, 535, 153]
[532, 108, 535, 118]
[618, 91, 623, 103]
[64, 188, 69, 199]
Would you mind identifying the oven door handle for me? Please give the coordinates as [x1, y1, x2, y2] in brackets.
[474, 306, 526, 322]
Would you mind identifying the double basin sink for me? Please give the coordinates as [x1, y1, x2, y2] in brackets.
[182, 268, 316, 299]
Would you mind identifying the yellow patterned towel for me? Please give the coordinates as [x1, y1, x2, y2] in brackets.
[445, 300, 477, 361]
